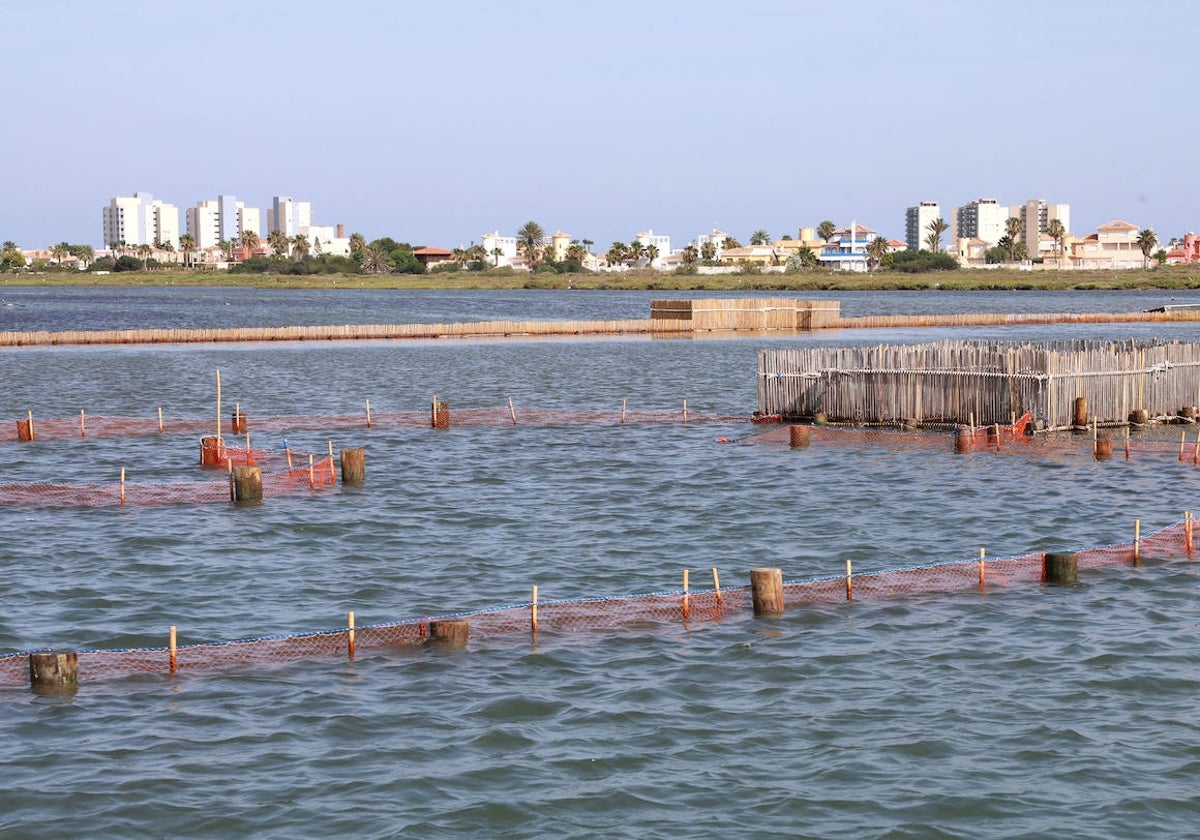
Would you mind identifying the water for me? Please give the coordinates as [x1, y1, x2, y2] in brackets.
[2, 288, 1199, 838]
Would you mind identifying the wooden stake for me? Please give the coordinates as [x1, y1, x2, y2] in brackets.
[621, 399, 627, 424]
[979, 547, 986, 587]
[27, 410, 34, 441]
[969, 412, 975, 434]
[308, 454, 315, 489]
[1134, 519, 1141, 564]
[365, 398, 372, 428]
[347, 611, 356, 661]
[216, 369, 222, 444]
[80, 409, 86, 437]
[1186, 511, 1194, 555]
[712, 567, 722, 608]
[158, 406, 164, 433]
[508, 397, 517, 425]
[682, 569, 690, 620]
[169, 625, 177, 673]
[683, 399, 688, 424]
[1181, 430, 1187, 460]
[531, 585, 538, 635]
[845, 559, 853, 600]
[1124, 426, 1130, 460]
[328, 441, 336, 481]
[120, 467, 126, 506]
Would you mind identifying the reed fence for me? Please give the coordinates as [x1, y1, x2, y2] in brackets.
[758, 339, 1200, 428]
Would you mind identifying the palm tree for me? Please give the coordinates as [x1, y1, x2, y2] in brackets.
[516, 221, 545, 266]
[348, 232, 366, 255]
[644, 243, 660, 267]
[291, 234, 310, 260]
[178, 234, 196, 269]
[51, 242, 70, 266]
[451, 247, 468, 267]
[581, 239, 594, 254]
[361, 244, 392, 274]
[817, 220, 836, 245]
[1004, 217, 1024, 262]
[1046, 219, 1066, 267]
[722, 236, 742, 250]
[1136, 228, 1158, 269]
[925, 218, 949, 253]
[750, 229, 771, 246]
[606, 242, 627, 267]
[241, 230, 260, 259]
[681, 244, 698, 267]
[468, 244, 487, 264]
[137, 243, 152, 267]
[700, 241, 717, 262]
[865, 236, 889, 270]
[491, 247, 504, 267]
[627, 240, 645, 266]
[268, 229, 289, 258]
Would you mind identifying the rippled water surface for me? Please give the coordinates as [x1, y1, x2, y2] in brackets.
[1, 288, 1199, 838]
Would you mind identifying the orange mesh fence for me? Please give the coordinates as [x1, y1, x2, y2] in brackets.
[1, 404, 752, 443]
[0, 449, 338, 508]
[2, 518, 1194, 688]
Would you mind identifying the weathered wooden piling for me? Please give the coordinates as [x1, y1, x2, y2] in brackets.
[231, 406, 247, 434]
[1043, 552, 1079, 584]
[789, 425, 810, 448]
[340, 448, 365, 485]
[428, 619, 469, 647]
[1073, 396, 1089, 428]
[232, 465, 263, 506]
[1130, 409, 1150, 425]
[431, 397, 450, 429]
[750, 568, 784, 617]
[29, 650, 78, 692]
[200, 436, 224, 467]
[1094, 435, 1113, 461]
[954, 427, 972, 453]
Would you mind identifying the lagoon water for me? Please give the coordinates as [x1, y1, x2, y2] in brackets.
[2, 287, 1200, 838]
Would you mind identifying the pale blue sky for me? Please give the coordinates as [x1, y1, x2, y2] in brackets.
[4, 0, 1196, 249]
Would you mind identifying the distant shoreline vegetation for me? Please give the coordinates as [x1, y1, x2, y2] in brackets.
[4, 263, 1200, 292]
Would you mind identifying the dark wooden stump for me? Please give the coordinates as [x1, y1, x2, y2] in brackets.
[231, 411, 248, 434]
[232, 465, 263, 506]
[789, 425, 810, 448]
[750, 568, 784, 618]
[428, 619, 469, 647]
[1073, 396, 1088, 428]
[340, 448, 365, 485]
[954, 427, 972, 453]
[1094, 436, 1113, 461]
[29, 651, 78, 693]
[1129, 409, 1150, 425]
[200, 436, 224, 467]
[1043, 552, 1078, 585]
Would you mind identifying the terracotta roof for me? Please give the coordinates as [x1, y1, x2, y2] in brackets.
[1097, 220, 1138, 231]
[412, 247, 453, 256]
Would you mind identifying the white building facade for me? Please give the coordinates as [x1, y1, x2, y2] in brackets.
[186, 200, 222, 249]
[952, 198, 1007, 247]
[905, 201, 940, 251]
[634, 229, 671, 267]
[481, 231, 518, 266]
[102, 193, 179, 248]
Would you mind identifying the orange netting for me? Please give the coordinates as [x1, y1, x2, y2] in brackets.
[1, 518, 1193, 688]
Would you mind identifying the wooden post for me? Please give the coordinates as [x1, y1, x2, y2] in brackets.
[789, 425, 810, 448]
[29, 651, 78, 693]
[683, 399, 688, 424]
[347, 611, 356, 661]
[428, 619, 469, 647]
[712, 567, 722, 608]
[158, 406, 164, 433]
[1133, 519, 1141, 565]
[1043, 551, 1078, 584]
[215, 369, 222, 445]
[1124, 427, 1130, 461]
[531, 585, 538, 635]
[1186, 511, 1194, 555]
[1181, 431, 1187, 461]
[365, 398, 372, 428]
[968, 412, 975, 434]
[621, 399, 627, 424]
[232, 403, 246, 434]
[508, 397, 518, 425]
[17, 411, 34, 441]
[120, 467, 126, 506]
[954, 426, 971, 453]
[845, 559, 853, 601]
[232, 465, 263, 506]
[80, 409, 86, 437]
[750, 568, 784, 618]
[1094, 435, 1113, 461]
[308, 454, 315, 489]
[682, 569, 690, 620]
[1073, 396, 1088, 428]
[978, 547, 986, 587]
[169, 625, 177, 673]
[327, 441, 336, 481]
[340, 448, 365, 485]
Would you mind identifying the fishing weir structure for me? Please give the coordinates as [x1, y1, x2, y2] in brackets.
[758, 339, 1200, 429]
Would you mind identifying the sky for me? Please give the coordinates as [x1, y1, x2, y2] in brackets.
[3, 0, 1197, 250]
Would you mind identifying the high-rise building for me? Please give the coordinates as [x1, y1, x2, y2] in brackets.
[267, 196, 313, 237]
[238, 206, 261, 240]
[102, 193, 179, 248]
[1011, 199, 1070, 254]
[952, 198, 1007, 247]
[905, 201, 940, 251]
[186, 200, 222, 249]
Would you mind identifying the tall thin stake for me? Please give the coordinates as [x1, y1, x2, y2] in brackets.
[978, 547, 986, 587]
[120, 467, 126, 506]
[1133, 519, 1141, 565]
[845, 559, 853, 600]
[712, 567, 722, 608]
[80, 409, 86, 438]
[365, 398, 372, 428]
[216, 369, 222, 444]
[347, 611, 356, 661]
[158, 406, 164, 433]
[531, 585, 539, 635]
[508, 397, 517, 425]
[169, 625, 177, 674]
[682, 569, 690, 620]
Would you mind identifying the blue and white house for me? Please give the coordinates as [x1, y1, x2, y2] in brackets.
[818, 221, 875, 272]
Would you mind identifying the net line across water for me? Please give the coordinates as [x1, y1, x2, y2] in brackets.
[0, 517, 1193, 689]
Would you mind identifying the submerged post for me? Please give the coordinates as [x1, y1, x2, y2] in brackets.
[789, 425, 810, 448]
[750, 568, 784, 618]
[29, 651, 78, 693]
[232, 465, 263, 506]
[428, 619, 469, 647]
[954, 426, 972, 453]
[340, 448, 365, 485]
[1043, 551, 1078, 584]
[1073, 396, 1088, 428]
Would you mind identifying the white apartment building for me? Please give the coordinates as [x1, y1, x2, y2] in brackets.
[267, 196, 313, 237]
[634, 229, 671, 267]
[102, 193, 179, 248]
[1011, 199, 1070, 253]
[186, 200, 222, 249]
[238, 206, 261, 241]
[905, 201, 940, 251]
[952, 198, 1007, 247]
[695, 229, 729, 260]
[481, 231, 518, 266]
[305, 225, 351, 257]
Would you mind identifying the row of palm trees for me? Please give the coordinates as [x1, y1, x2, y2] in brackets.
[104, 229, 327, 269]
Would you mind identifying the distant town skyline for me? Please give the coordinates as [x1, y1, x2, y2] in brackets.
[3, 1, 1195, 250]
